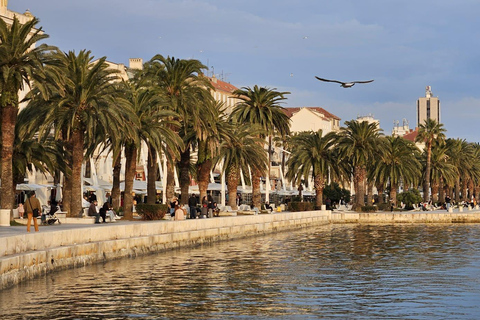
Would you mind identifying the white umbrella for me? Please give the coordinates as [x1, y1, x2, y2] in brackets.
[16, 183, 47, 191]
[55, 184, 62, 202]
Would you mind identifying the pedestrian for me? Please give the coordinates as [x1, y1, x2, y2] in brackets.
[17, 202, 25, 219]
[188, 194, 198, 219]
[25, 192, 41, 232]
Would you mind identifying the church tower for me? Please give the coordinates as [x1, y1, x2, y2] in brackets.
[417, 86, 440, 127]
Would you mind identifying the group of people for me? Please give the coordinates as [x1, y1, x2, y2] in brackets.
[88, 200, 121, 223]
[170, 194, 221, 220]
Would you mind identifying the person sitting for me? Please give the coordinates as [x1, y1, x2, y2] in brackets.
[264, 202, 273, 212]
[99, 201, 108, 223]
[174, 205, 185, 220]
[88, 200, 100, 223]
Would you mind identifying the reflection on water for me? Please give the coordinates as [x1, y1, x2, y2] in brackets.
[1, 224, 480, 319]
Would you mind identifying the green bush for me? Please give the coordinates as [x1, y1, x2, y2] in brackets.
[135, 203, 168, 220]
[397, 189, 422, 210]
[358, 205, 377, 213]
[289, 201, 315, 212]
[376, 203, 390, 211]
[323, 182, 351, 204]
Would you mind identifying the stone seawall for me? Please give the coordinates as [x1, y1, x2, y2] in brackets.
[0, 211, 330, 290]
[331, 211, 480, 223]
[2, 209, 480, 291]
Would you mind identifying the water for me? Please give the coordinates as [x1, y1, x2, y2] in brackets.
[1, 224, 480, 319]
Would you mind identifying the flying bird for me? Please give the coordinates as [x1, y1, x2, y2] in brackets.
[315, 76, 374, 88]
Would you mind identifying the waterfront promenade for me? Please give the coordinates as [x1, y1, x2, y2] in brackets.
[1, 207, 480, 291]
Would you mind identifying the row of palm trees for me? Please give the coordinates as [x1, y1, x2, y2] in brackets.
[1, 17, 478, 221]
[0, 17, 292, 219]
[287, 117, 480, 210]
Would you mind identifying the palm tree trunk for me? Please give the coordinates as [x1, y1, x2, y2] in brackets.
[71, 130, 84, 217]
[366, 180, 374, 205]
[252, 168, 261, 208]
[197, 158, 212, 206]
[354, 166, 366, 207]
[123, 143, 137, 220]
[166, 150, 176, 202]
[461, 179, 468, 202]
[376, 182, 385, 203]
[431, 182, 439, 203]
[455, 178, 461, 203]
[390, 182, 398, 208]
[179, 147, 191, 205]
[439, 178, 445, 204]
[0, 104, 16, 217]
[423, 144, 432, 202]
[146, 145, 157, 205]
[314, 174, 324, 209]
[111, 151, 121, 211]
[227, 165, 239, 210]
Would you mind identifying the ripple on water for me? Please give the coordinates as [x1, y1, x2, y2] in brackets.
[1, 224, 480, 319]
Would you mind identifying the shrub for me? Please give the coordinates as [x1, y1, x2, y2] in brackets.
[397, 189, 422, 210]
[135, 203, 168, 220]
[376, 203, 390, 211]
[289, 201, 315, 212]
[358, 205, 377, 213]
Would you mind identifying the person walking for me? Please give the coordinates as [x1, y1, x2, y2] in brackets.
[25, 192, 41, 232]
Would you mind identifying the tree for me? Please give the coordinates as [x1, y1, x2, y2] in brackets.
[428, 141, 456, 204]
[0, 16, 51, 213]
[337, 120, 382, 208]
[195, 101, 230, 204]
[415, 119, 446, 202]
[24, 50, 130, 217]
[285, 130, 339, 209]
[146, 55, 212, 203]
[230, 85, 290, 207]
[116, 78, 181, 219]
[214, 123, 268, 210]
[372, 136, 421, 207]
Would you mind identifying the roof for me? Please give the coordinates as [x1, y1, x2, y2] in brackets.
[283, 107, 340, 120]
[402, 128, 418, 142]
[208, 76, 238, 93]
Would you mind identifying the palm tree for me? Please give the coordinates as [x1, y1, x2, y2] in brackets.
[415, 119, 446, 202]
[145, 55, 212, 203]
[214, 124, 268, 210]
[23, 50, 131, 217]
[0, 16, 52, 212]
[373, 136, 421, 207]
[230, 85, 290, 208]
[445, 138, 475, 203]
[285, 130, 340, 209]
[428, 141, 456, 204]
[337, 120, 382, 208]
[116, 78, 181, 219]
[195, 101, 231, 204]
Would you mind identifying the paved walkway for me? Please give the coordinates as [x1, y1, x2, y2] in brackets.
[0, 219, 139, 238]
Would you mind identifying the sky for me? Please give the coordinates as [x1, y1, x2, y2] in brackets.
[9, 0, 480, 142]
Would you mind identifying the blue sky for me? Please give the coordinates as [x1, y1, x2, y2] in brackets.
[10, 0, 480, 142]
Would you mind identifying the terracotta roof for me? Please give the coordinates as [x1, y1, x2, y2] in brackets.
[208, 76, 238, 93]
[283, 107, 340, 120]
[402, 128, 418, 142]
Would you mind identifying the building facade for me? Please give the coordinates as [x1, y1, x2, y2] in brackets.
[417, 86, 440, 127]
[283, 107, 341, 134]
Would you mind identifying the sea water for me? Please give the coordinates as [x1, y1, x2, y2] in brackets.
[1, 224, 480, 319]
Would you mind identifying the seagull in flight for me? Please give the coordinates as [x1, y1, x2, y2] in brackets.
[315, 76, 374, 88]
